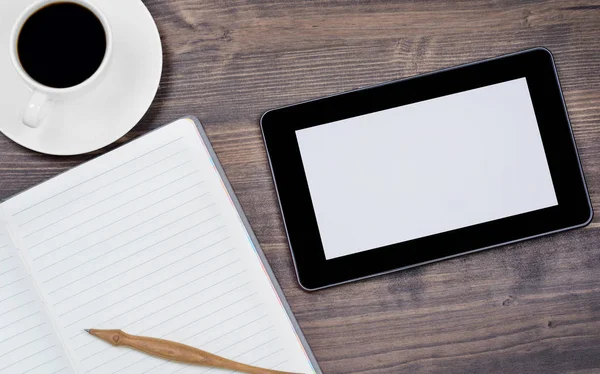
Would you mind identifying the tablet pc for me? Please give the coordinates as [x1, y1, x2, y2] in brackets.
[261, 48, 592, 290]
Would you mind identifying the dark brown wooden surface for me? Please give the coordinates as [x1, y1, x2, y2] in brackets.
[1, 1, 600, 373]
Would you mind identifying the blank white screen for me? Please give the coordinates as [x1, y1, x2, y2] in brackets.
[296, 78, 558, 260]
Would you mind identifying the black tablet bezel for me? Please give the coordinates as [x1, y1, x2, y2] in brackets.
[261, 48, 592, 290]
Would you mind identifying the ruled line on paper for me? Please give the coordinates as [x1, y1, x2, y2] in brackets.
[0, 267, 17, 277]
[0, 333, 51, 359]
[0, 251, 72, 374]
[13, 136, 184, 217]
[0, 277, 24, 290]
[27, 169, 201, 256]
[198, 315, 268, 348]
[140, 314, 270, 374]
[179, 303, 262, 344]
[0, 344, 56, 372]
[114, 320, 272, 374]
[101, 292, 260, 373]
[214, 326, 275, 354]
[27, 160, 195, 247]
[46, 219, 226, 293]
[0, 289, 28, 303]
[250, 347, 285, 365]
[0, 300, 35, 319]
[22, 356, 62, 374]
[84, 287, 257, 373]
[56, 242, 233, 318]
[203, 348, 286, 374]
[0, 311, 41, 330]
[54, 235, 231, 308]
[131, 303, 266, 374]
[111, 310, 264, 374]
[1, 120, 315, 374]
[38, 198, 215, 281]
[75, 265, 243, 354]
[140, 284, 254, 337]
[34, 186, 209, 265]
[175, 336, 280, 374]
[116, 270, 244, 329]
[40, 205, 218, 286]
[0, 322, 45, 344]
[127, 283, 254, 348]
[271, 359, 291, 370]
[21, 149, 188, 237]
[49, 367, 69, 374]
[62, 243, 234, 329]
[34, 184, 207, 267]
[70, 261, 241, 343]
[231, 337, 280, 360]
[171, 303, 262, 345]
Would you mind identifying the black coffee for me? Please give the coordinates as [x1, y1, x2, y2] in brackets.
[18, 2, 106, 89]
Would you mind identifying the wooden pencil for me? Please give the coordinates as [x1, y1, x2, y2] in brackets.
[85, 329, 303, 374]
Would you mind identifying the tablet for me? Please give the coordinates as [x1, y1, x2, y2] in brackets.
[261, 48, 592, 290]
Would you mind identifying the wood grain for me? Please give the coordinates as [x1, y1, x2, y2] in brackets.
[1, 0, 600, 372]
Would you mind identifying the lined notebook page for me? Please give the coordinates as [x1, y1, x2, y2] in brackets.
[1, 119, 314, 374]
[0, 223, 74, 374]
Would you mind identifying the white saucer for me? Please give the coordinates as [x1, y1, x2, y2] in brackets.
[0, 0, 162, 155]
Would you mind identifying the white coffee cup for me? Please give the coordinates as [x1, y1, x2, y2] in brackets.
[9, 0, 113, 129]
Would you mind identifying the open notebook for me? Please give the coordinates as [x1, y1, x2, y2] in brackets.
[0, 117, 320, 374]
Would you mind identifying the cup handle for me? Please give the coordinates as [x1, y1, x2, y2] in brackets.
[22, 91, 53, 128]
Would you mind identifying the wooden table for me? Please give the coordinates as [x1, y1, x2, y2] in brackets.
[1, 1, 599, 372]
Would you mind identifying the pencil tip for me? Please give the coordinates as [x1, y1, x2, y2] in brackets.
[84, 329, 90, 333]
